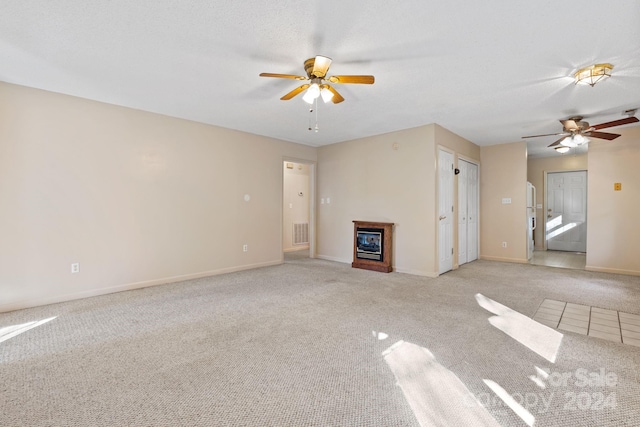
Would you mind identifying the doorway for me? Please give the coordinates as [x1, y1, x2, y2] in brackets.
[283, 161, 313, 260]
[458, 159, 479, 265]
[546, 171, 587, 252]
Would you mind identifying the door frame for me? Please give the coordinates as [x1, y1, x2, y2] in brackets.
[542, 168, 587, 251]
[282, 157, 316, 260]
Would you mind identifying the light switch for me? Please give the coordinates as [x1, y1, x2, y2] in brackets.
[326, 197, 331, 204]
[321, 198, 325, 204]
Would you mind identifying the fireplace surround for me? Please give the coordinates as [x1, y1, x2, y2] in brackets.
[352, 221, 394, 273]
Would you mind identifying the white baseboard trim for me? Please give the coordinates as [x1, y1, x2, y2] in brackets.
[585, 265, 640, 277]
[315, 254, 351, 264]
[283, 246, 309, 253]
[480, 255, 529, 264]
[394, 267, 439, 278]
[0, 260, 282, 313]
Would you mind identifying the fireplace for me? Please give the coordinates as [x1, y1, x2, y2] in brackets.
[356, 229, 383, 261]
[352, 221, 394, 272]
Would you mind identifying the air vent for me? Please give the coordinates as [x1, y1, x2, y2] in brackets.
[293, 223, 309, 245]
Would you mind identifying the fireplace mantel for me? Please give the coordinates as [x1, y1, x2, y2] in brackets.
[352, 221, 394, 273]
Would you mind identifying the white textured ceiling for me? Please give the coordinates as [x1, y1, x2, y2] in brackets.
[2, 1, 640, 157]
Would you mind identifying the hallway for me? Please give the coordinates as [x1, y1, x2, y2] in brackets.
[530, 250, 586, 270]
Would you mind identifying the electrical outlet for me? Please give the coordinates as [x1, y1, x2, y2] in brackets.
[502, 242, 507, 248]
[71, 263, 80, 273]
[243, 244, 248, 252]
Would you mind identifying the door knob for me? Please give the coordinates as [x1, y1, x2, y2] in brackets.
[439, 215, 446, 220]
[547, 214, 552, 218]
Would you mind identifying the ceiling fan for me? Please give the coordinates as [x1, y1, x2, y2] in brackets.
[259, 55, 374, 104]
[523, 111, 639, 149]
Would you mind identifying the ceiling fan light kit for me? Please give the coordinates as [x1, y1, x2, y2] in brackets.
[561, 133, 588, 147]
[555, 146, 571, 154]
[574, 63, 613, 86]
[302, 82, 321, 104]
[320, 87, 334, 103]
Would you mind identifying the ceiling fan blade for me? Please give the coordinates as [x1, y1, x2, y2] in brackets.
[259, 73, 307, 80]
[522, 132, 566, 139]
[327, 75, 375, 84]
[548, 136, 568, 147]
[312, 55, 332, 78]
[280, 84, 310, 100]
[325, 85, 345, 104]
[592, 116, 639, 130]
[586, 131, 621, 140]
[561, 119, 579, 131]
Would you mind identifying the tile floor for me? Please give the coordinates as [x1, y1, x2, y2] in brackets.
[530, 250, 586, 270]
[533, 299, 640, 347]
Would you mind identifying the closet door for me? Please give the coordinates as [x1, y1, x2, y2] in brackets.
[466, 162, 478, 262]
[458, 160, 479, 266]
[458, 162, 468, 264]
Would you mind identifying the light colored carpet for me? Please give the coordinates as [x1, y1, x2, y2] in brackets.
[1, 258, 639, 426]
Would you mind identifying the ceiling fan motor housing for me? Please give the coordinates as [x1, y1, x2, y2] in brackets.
[571, 121, 589, 132]
[304, 58, 317, 78]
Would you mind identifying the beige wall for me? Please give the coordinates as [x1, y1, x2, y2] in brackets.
[316, 124, 479, 276]
[527, 153, 588, 250]
[586, 126, 640, 275]
[4, 82, 637, 313]
[0, 82, 316, 311]
[480, 142, 528, 263]
[283, 162, 310, 252]
[435, 125, 481, 162]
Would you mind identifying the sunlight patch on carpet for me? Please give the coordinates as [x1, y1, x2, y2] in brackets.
[372, 330, 389, 340]
[483, 379, 535, 426]
[0, 317, 57, 345]
[475, 293, 563, 363]
[383, 340, 501, 427]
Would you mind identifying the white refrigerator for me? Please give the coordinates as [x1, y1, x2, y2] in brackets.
[527, 182, 537, 260]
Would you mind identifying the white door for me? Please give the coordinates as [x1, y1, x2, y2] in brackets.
[466, 162, 479, 262]
[546, 171, 587, 252]
[458, 162, 468, 265]
[438, 149, 454, 274]
[457, 160, 479, 266]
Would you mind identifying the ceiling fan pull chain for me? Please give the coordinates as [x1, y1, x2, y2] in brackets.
[315, 98, 319, 132]
[308, 99, 316, 131]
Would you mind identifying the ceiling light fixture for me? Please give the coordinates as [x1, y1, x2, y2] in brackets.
[302, 82, 320, 104]
[574, 63, 613, 86]
[555, 146, 570, 154]
[561, 133, 589, 148]
[320, 87, 334, 103]
[572, 134, 588, 145]
[303, 80, 336, 105]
